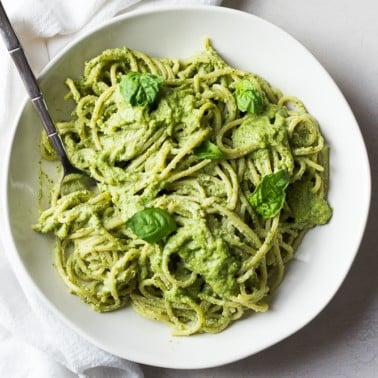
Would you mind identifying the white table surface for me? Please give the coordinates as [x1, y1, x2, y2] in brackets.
[142, 1, 378, 377]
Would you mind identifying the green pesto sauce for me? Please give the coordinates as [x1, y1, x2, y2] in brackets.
[158, 220, 240, 298]
[287, 176, 332, 226]
[232, 104, 288, 150]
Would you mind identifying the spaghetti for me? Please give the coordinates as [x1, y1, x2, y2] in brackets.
[34, 39, 332, 335]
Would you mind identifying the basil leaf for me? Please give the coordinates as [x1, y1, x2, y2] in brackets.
[194, 141, 224, 160]
[120, 72, 163, 107]
[235, 79, 264, 113]
[126, 207, 177, 243]
[248, 169, 289, 218]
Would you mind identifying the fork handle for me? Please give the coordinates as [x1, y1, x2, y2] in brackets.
[0, 1, 40, 99]
[0, 1, 69, 162]
[0, 1, 18, 50]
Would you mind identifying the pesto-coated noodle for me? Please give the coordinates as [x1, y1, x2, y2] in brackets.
[34, 39, 332, 335]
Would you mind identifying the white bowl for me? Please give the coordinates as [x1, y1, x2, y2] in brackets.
[3, 5, 371, 369]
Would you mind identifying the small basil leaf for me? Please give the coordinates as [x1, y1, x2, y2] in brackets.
[235, 79, 264, 113]
[194, 141, 224, 160]
[126, 207, 177, 243]
[248, 169, 289, 218]
[120, 72, 163, 107]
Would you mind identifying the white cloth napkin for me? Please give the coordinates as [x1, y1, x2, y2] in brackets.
[0, 0, 221, 377]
